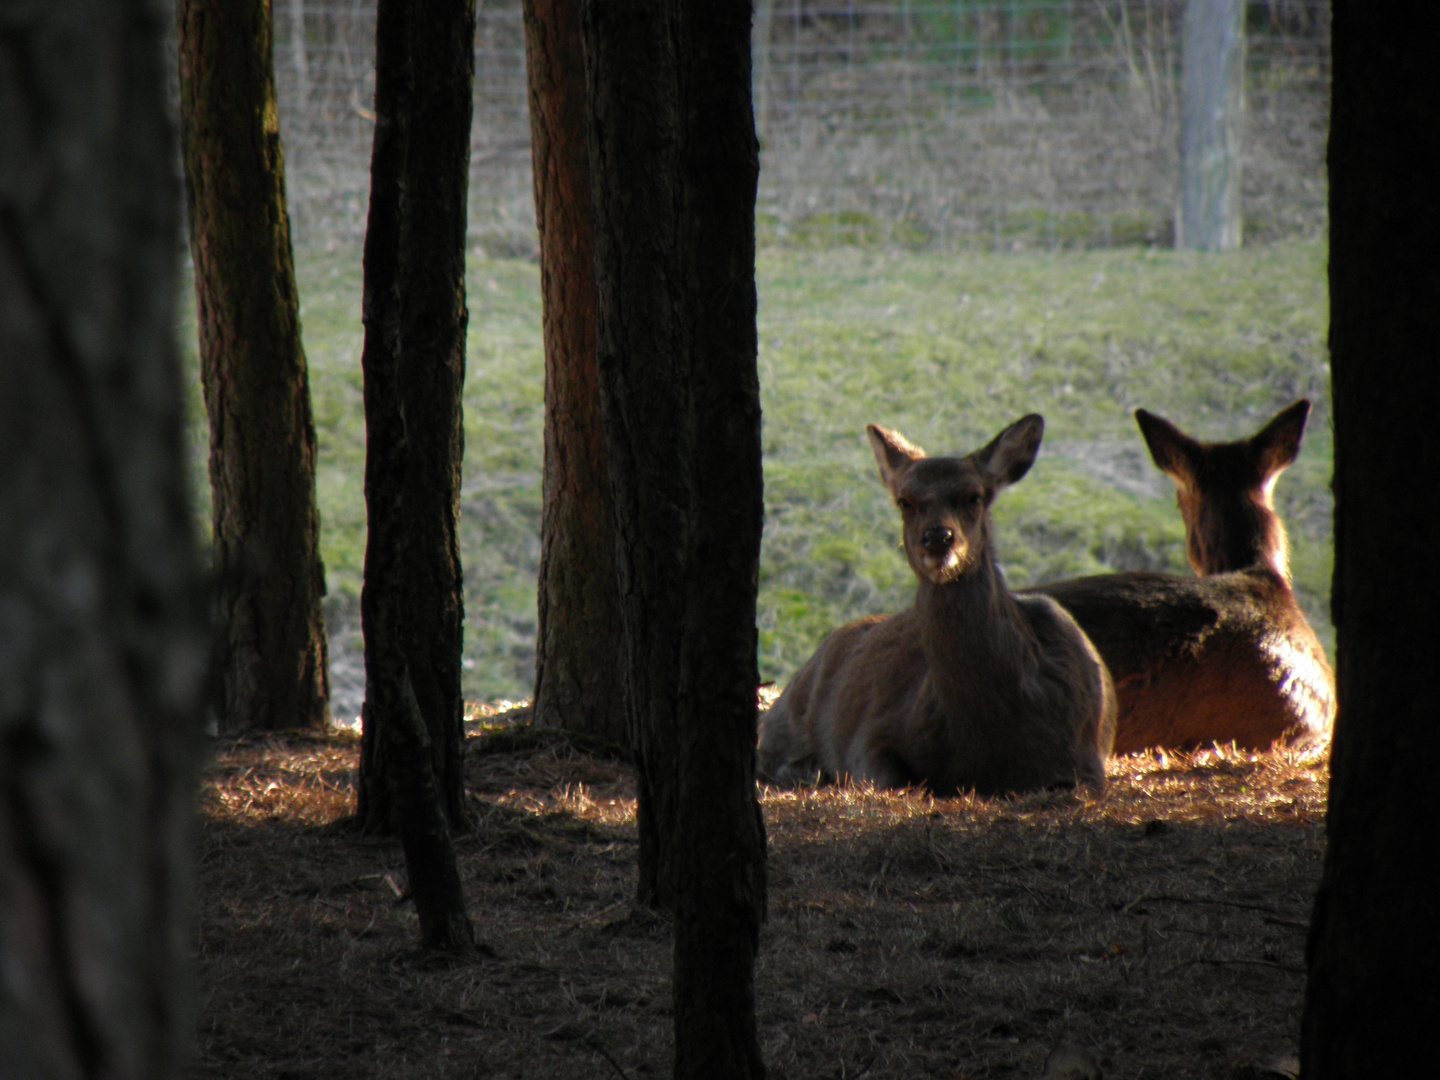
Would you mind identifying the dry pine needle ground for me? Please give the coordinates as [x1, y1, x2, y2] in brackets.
[194, 706, 1324, 1080]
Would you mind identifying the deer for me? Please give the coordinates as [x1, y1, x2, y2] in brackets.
[1028, 399, 1336, 754]
[757, 415, 1117, 796]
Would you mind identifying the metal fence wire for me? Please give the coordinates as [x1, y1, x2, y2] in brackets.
[270, 0, 1329, 253]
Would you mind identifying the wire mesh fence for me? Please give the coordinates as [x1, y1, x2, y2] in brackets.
[271, 0, 1327, 254]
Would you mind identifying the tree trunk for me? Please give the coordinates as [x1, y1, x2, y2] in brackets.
[1300, 3, 1440, 1073]
[178, 0, 331, 733]
[668, 4, 769, 1076]
[523, 0, 629, 747]
[585, 1, 768, 1074]
[357, 0, 475, 854]
[1177, 0, 1245, 250]
[0, 0, 209, 1073]
[584, 0, 688, 913]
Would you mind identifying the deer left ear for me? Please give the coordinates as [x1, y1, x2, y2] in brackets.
[1136, 408, 1204, 489]
[976, 414, 1044, 490]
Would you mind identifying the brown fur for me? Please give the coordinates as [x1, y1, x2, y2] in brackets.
[1029, 400, 1335, 753]
[758, 416, 1117, 796]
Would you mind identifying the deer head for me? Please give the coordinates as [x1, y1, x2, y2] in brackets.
[1136, 400, 1309, 578]
[867, 415, 1044, 586]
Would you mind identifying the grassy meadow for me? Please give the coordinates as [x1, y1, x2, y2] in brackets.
[187, 237, 1332, 707]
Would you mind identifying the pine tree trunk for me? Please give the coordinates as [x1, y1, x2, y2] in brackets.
[668, 3, 769, 1075]
[0, 0, 209, 1071]
[585, 1, 768, 1073]
[523, 0, 628, 746]
[178, 0, 331, 732]
[1300, 3, 1440, 1073]
[357, 0, 475, 846]
[584, 0, 687, 912]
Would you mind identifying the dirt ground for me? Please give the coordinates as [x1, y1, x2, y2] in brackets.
[193, 707, 1323, 1080]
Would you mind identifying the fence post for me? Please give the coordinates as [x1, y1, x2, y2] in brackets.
[1178, 0, 1245, 250]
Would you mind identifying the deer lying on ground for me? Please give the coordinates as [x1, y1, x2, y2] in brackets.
[757, 416, 1116, 796]
[1029, 400, 1335, 754]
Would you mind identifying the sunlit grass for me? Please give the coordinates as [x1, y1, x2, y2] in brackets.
[181, 237, 1332, 703]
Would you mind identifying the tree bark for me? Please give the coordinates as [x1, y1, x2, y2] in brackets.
[357, 0, 475, 861]
[1177, 0, 1245, 250]
[584, 0, 688, 913]
[585, 1, 768, 1074]
[668, 5, 769, 1076]
[0, 0, 209, 1073]
[178, 0, 331, 733]
[1300, 3, 1440, 1074]
[523, 0, 628, 746]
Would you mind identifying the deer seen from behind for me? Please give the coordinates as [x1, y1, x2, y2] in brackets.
[1031, 400, 1335, 754]
[757, 416, 1116, 796]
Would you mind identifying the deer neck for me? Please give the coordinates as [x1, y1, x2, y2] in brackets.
[1194, 494, 1292, 581]
[914, 553, 1034, 718]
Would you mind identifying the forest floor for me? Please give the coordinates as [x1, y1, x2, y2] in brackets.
[193, 706, 1322, 1080]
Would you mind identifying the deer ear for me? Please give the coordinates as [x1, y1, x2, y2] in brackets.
[1136, 409, 1203, 489]
[977, 414, 1044, 489]
[867, 425, 925, 489]
[1250, 399, 1310, 484]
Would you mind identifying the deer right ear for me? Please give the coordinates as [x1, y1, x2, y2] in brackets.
[867, 425, 925, 489]
[1249, 399, 1310, 485]
[1136, 409, 1203, 488]
[976, 414, 1044, 489]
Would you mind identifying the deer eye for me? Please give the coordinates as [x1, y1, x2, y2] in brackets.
[896, 497, 915, 514]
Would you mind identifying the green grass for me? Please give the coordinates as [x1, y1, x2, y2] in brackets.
[184, 237, 1333, 703]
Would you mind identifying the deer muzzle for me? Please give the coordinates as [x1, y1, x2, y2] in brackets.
[921, 526, 954, 557]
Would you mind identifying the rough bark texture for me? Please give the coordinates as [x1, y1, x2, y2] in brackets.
[0, 0, 209, 1073]
[584, 0, 688, 914]
[1300, 3, 1440, 1074]
[523, 0, 628, 746]
[1177, 0, 1245, 250]
[585, 1, 768, 1075]
[668, 5, 768, 1076]
[356, 0, 476, 847]
[178, 0, 331, 732]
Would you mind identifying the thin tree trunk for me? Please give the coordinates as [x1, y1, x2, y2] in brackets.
[0, 0, 209, 1072]
[668, 2, 769, 1074]
[1177, 0, 1244, 250]
[178, 0, 331, 733]
[585, 1, 768, 1072]
[356, 0, 476, 950]
[290, 0, 310, 108]
[523, 0, 628, 746]
[1300, 3, 1440, 1072]
[584, 0, 688, 912]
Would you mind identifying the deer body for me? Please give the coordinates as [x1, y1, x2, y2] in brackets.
[1028, 400, 1335, 753]
[758, 417, 1116, 796]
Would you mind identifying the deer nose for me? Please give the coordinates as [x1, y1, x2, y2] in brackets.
[920, 526, 954, 556]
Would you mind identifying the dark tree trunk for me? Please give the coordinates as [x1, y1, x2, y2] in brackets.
[667, 5, 768, 1076]
[585, 1, 768, 1074]
[355, 0, 477, 952]
[357, 0, 476, 842]
[584, 0, 687, 913]
[178, 0, 331, 732]
[1300, 3, 1440, 1073]
[523, 0, 628, 746]
[0, 0, 209, 1072]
